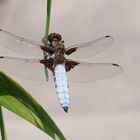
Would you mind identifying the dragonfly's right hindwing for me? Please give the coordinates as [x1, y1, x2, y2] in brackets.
[66, 59, 123, 82]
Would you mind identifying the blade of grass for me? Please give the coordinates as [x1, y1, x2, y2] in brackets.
[0, 71, 66, 140]
[0, 106, 7, 140]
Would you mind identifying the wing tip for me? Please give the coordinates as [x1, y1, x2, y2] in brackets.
[112, 63, 119, 66]
[105, 35, 113, 38]
[105, 35, 114, 42]
[112, 63, 123, 72]
[0, 56, 4, 59]
[0, 28, 2, 31]
[105, 35, 110, 38]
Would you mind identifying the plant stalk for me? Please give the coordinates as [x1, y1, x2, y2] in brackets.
[0, 106, 7, 140]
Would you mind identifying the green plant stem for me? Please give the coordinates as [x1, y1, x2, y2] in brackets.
[43, 0, 52, 80]
[45, 0, 52, 43]
[0, 106, 7, 140]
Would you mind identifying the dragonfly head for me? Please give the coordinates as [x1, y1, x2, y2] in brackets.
[48, 33, 62, 43]
[42, 33, 62, 44]
[42, 33, 64, 47]
[47, 33, 62, 48]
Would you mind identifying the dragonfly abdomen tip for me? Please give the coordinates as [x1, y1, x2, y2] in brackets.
[63, 106, 68, 113]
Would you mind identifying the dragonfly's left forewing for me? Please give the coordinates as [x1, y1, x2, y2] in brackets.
[66, 59, 123, 82]
[0, 29, 43, 57]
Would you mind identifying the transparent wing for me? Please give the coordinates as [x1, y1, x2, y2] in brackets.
[67, 60, 123, 82]
[0, 29, 43, 57]
[0, 56, 122, 83]
[65, 36, 113, 59]
[0, 56, 53, 81]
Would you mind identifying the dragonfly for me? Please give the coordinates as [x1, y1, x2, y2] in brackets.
[0, 28, 123, 113]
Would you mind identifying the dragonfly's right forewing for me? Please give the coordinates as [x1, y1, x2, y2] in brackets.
[66, 36, 113, 59]
[0, 29, 43, 57]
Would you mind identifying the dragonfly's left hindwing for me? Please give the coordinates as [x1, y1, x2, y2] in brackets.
[0, 56, 51, 81]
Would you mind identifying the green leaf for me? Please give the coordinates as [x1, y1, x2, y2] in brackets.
[0, 106, 7, 140]
[0, 71, 66, 140]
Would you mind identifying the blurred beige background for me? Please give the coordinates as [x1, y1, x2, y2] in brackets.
[0, 0, 140, 140]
